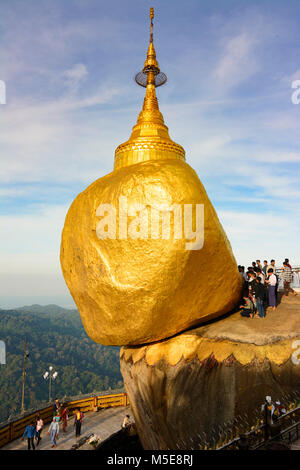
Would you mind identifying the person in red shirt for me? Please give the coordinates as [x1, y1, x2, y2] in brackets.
[61, 405, 68, 433]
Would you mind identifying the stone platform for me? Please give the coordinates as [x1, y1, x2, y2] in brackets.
[2, 406, 131, 451]
[120, 295, 300, 449]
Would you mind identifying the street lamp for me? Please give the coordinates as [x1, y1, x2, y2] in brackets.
[43, 366, 58, 402]
[21, 337, 30, 414]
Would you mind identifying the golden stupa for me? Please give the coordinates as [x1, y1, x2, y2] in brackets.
[60, 8, 243, 346]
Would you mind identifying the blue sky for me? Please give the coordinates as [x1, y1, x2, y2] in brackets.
[0, 0, 300, 308]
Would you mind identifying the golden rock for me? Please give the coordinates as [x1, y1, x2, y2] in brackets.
[60, 9, 243, 346]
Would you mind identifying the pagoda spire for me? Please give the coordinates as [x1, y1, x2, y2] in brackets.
[114, 7, 185, 170]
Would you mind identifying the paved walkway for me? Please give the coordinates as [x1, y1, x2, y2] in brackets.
[2, 406, 131, 451]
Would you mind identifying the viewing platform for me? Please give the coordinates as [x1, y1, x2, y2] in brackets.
[2, 406, 131, 451]
[0, 391, 131, 451]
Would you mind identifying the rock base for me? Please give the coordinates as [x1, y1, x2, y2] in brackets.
[120, 300, 300, 449]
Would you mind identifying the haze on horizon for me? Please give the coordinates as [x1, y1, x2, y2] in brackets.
[1, 0, 300, 309]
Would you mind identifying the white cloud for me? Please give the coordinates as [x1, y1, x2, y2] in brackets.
[191, 134, 233, 157]
[222, 163, 300, 200]
[214, 33, 258, 88]
[254, 151, 300, 163]
[63, 63, 88, 92]
[0, 86, 121, 183]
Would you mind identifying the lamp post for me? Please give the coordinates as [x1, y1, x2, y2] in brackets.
[21, 337, 30, 414]
[43, 366, 58, 403]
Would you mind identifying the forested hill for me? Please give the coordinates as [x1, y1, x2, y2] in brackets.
[0, 305, 122, 423]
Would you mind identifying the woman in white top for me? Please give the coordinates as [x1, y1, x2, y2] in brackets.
[266, 269, 277, 310]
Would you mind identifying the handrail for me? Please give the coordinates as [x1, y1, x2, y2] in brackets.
[253, 421, 300, 449]
[276, 266, 300, 284]
[275, 266, 300, 272]
[0, 390, 129, 449]
[217, 405, 300, 450]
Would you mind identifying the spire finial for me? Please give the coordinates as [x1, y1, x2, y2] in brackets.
[135, 7, 167, 88]
[150, 7, 154, 43]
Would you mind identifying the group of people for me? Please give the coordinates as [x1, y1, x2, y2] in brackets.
[238, 258, 297, 319]
[238, 395, 288, 449]
[49, 398, 84, 448]
[22, 397, 84, 450]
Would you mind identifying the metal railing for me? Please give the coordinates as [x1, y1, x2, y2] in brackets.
[0, 389, 129, 449]
[216, 404, 300, 450]
[253, 421, 300, 449]
[169, 392, 300, 450]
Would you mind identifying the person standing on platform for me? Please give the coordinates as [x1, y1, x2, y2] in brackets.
[268, 260, 278, 298]
[266, 268, 277, 310]
[48, 416, 59, 448]
[238, 266, 247, 286]
[261, 396, 275, 440]
[247, 271, 256, 284]
[21, 421, 38, 450]
[256, 260, 262, 270]
[241, 266, 247, 282]
[61, 405, 69, 433]
[122, 414, 132, 429]
[256, 268, 265, 284]
[262, 260, 268, 275]
[285, 258, 292, 269]
[268, 259, 277, 273]
[53, 398, 60, 417]
[74, 408, 84, 438]
[36, 415, 44, 446]
[253, 276, 266, 318]
[247, 272, 257, 312]
[281, 261, 297, 297]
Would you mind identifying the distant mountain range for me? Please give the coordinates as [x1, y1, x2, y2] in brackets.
[14, 304, 74, 315]
[0, 304, 123, 423]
